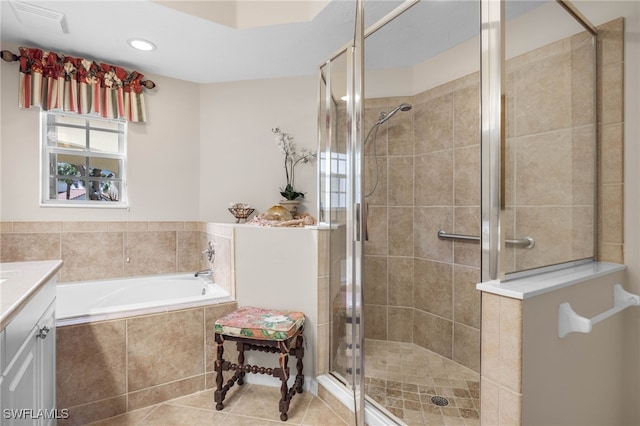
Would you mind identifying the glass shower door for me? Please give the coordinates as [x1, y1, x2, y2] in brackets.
[318, 1, 366, 423]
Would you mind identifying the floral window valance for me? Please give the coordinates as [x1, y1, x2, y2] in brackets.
[15, 47, 152, 123]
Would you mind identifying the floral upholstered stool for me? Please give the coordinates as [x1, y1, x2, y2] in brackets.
[213, 306, 305, 421]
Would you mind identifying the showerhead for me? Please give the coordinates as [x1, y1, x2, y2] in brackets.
[376, 103, 412, 125]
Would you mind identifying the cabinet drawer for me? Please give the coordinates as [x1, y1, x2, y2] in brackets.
[3, 277, 56, 373]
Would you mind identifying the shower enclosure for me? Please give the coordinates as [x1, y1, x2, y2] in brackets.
[318, 0, 598, 424]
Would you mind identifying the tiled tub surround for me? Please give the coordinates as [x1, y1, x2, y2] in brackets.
[0, 221, 330, 424]
[0, 221, 235, 297]
[56, 302, 238, 426]
[361, 18, 624, 377]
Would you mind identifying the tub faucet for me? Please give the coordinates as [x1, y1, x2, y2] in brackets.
[195, 268, 213, 278]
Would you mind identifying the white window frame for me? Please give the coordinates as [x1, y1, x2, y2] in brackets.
[40, 111, 128, 208]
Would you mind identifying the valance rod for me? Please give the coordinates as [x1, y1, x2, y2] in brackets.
[1, 49, 156, 89]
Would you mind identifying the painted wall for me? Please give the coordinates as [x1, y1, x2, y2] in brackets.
[0, 42, 201, 221]
[199, 76, 318, 223]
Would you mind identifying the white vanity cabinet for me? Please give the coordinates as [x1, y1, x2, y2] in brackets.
[1, 261, 61, 426]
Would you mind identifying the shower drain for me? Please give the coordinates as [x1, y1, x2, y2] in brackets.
[430, 395, 450, 407]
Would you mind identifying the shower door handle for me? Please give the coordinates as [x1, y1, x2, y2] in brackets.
[355, 203, 361, 241]
[354, 203, 368, 242]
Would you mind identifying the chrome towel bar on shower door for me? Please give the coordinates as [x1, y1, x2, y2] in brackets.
[437, 230, 535, 249]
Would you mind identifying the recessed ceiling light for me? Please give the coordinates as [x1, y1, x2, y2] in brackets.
[127, 38, 156, 52]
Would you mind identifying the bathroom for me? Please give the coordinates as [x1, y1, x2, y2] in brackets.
[1, 0, 640, 425]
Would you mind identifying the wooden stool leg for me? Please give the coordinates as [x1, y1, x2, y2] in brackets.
[278, 346, 290, 421]
[237, 342, 246, 385]
[214, 333, 225, 410]
[294, 334, 304, 393]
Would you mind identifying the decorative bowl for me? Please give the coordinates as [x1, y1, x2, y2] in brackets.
[228, 207, 255, 223]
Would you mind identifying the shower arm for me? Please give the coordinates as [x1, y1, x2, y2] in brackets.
[437, 230, 535, 249]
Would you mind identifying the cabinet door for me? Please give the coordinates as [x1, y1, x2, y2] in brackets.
[1, 326, 39, 426]
[37, 301, 56, 426]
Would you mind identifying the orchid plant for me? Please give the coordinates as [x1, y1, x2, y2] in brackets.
[273, 127, 317, 200]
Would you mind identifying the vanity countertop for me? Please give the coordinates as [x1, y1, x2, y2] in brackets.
[0, 260, 63, 329]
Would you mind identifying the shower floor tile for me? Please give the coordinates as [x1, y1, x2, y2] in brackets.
[364, 339, 480, 425]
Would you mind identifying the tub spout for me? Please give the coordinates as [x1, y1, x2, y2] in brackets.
[195, 268, 212, 278]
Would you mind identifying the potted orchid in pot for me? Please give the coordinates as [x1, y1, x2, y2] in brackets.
[273, 127, 317, 212]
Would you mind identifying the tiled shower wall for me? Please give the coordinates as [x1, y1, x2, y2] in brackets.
[362, 18, 624, 373]
[363, 74, 482, 373]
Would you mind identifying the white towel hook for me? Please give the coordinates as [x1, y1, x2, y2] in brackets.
[558, 284, 640, 338]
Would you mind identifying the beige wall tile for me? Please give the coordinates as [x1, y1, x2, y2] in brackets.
[513, 50, 572, 136]
[453, 85, 480, 148]
[128, 309, 204, 391]
[127, 375, 205, 411]
[515, 206, 574, 271]
[453, 206, 481, 268]
[599, 17, 624, 67]
[515, 130, 573, 206]
[388, 156, 414, 206]
[572, 126, 597, 206]
[148, 221, 183, 231]
[601, 62, 624, 125]
[60, 231, 124, 282]
[12, 221, 62, 233]
[364, 255, 388, 305]
[177, 230, 200, 273]
[364, 206, 388, 256]
[414, 207, 453, 263]
[453, 265, 481, 328]
[387, 107, 414, 156]
[571, 33, 596, 128]
[601, 184, 624, 244]
[453, 323, 480, 372]
[388, 306, 413, 343]
[572, 206, 595, 260]
[499, 387, 523, 425]
[499, 297, 522, 393]
[317, 323, 329, 375]
[481, 293, 501, 383]
[414, 259, 453, 319]
[124, 231, 177, 276]
[0, 222, 13, 233]
[56, 320, 127, 408]
[388, 257, 414, 307]
[364, 304, 387, 340]
[204, 302, 239, 372]
[364, 155, 388, 206]
[388, 207, 414, 257]
[601, 123, 624, 185]
[454, 144, 480, 206]
[415, 150, 453, 207]
[318, 276, 330, 324]
[481, 379, 500, 426]
[1, 233, 61, 262]
[59, 396, 127, 426]
[413, 309, 452, 358]
[414, 94, 453, 154]
[600, 243, 623, 263]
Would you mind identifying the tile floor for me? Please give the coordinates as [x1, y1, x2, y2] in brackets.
[364, 339, 480, 425]
[86, 384, 348, 426]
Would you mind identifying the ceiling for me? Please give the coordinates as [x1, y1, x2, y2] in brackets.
[1, 0, 544, 84]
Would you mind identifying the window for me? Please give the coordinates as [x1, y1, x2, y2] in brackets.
[40, 112, 127, 207]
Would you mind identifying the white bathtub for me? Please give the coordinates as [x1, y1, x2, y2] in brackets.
[56, 274, 233, 326]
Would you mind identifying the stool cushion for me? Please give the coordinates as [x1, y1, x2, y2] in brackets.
[214, 306, 305, 341]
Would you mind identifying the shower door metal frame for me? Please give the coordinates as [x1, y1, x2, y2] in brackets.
[345, 0, 365, 423]
[480, 0, 599, 282]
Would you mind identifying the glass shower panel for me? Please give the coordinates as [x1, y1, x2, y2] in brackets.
[319, 51, 351, 384]
[503, 0, 597, 275]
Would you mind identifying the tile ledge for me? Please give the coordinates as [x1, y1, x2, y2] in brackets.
[476, 261, 626, 300]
